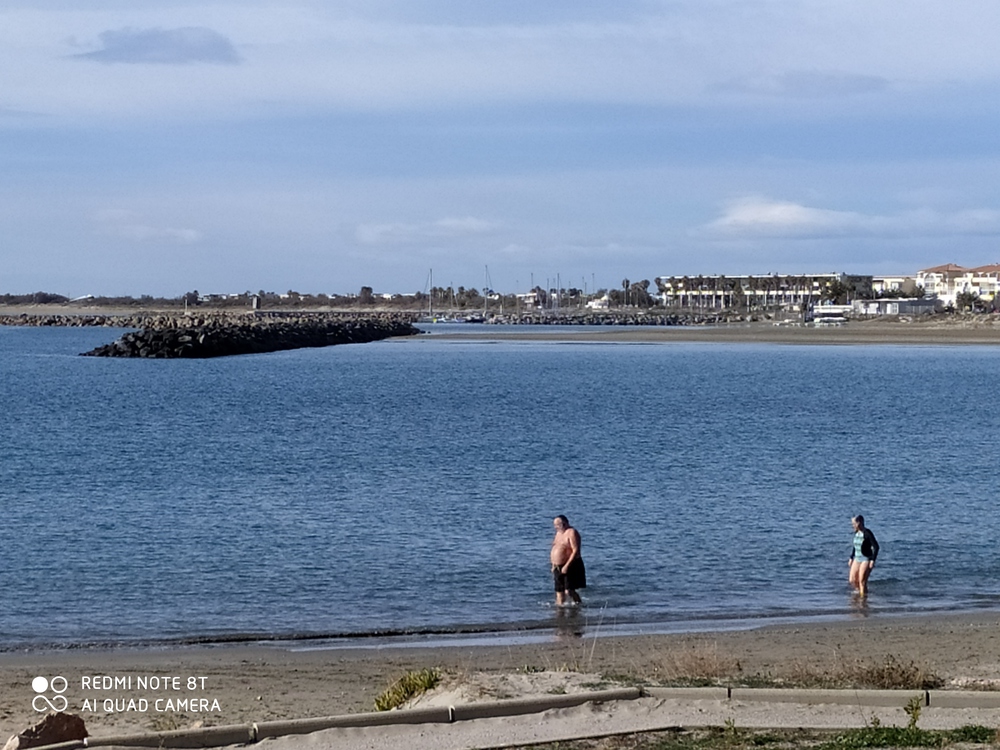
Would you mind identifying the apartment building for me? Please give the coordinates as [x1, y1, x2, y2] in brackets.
[916, 264, 1000, 307]
[654, 273, 872, 309]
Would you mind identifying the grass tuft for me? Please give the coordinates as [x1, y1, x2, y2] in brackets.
[759, 654, 941, 691]
[373, 668, 441, 711]
[654, 642, 742, 687]
[946, 725, 997, 743]
[819, 726, 942, 749]
[845, 654, 942, 690]
[497, 725, 997, 750]
[635, 646, 941, 692]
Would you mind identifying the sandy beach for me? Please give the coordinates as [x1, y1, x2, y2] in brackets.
[4, 611, 1000, 742]
[415, 317, 1000, 346]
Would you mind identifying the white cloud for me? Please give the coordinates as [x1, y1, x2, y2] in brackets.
[2, 1, 1000, 120]
[700, 197, 1000, 239]
[73, 26, 240, 65]
[95, 209, 203, 243]
[356, 216, 496, 245]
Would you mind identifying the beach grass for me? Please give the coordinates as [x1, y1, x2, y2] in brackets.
[597, 648, 942, 691]
[373, 668, 441, 711]
[503, 724, 999, 750]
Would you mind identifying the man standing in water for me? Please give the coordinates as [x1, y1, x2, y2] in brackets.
[551, 515, 586, 606]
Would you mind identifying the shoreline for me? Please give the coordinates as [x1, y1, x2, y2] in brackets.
[6, 602, 999, 655]
[409, 319, 1000, 346]
[4, 609, 1000, 740]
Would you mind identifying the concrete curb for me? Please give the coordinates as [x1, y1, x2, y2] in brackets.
[928, 691, 1000, 708]
[255, 705, 452, 739]
[24, 686, 1000, 750]
[644, 687, 729, 701]
[450, 688, 642, 721]
[86, 724, 255, 747]
[730, 688, 924, 707]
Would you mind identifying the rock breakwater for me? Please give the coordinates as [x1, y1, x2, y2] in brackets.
[71, 313, 419, 358]
[483, 312, 733, 325]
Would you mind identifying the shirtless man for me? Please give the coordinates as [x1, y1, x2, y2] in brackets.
[551, 515, 586, 606]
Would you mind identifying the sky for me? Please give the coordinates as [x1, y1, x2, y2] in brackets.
[2, 0, 1000, 297]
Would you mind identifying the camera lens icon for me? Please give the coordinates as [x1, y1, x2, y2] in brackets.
[32, 676, 68, 712]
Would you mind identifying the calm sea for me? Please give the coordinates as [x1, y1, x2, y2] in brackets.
[2, 324, 1000, 650]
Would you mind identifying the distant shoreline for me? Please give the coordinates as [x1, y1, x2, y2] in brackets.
[410, 319, 1000, 346]
[5, 305, 1000, 345]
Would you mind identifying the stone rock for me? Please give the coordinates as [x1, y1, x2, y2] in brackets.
[79, 313, 420, 359]
[3, 712, 87, 750]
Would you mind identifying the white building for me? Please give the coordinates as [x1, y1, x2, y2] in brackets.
[871, 276, 918, 296]
[854, 298, 938, 316]
[654, 273, 872, 309]
[915, 263, 1000, 307]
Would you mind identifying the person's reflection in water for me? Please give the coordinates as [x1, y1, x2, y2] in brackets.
[850, 592, 870, 617]
[554, 605, 584, 639]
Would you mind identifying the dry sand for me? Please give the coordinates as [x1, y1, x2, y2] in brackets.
[4, 611, 1000, 742]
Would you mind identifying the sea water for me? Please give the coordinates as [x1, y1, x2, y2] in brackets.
[2, 324, 1000, 649]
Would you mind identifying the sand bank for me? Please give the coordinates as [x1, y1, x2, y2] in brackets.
[3, 611, 1000, 741]
[414, 318, 1000, 346]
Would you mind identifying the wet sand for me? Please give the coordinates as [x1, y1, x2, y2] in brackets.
[4, 610, 1000, 740]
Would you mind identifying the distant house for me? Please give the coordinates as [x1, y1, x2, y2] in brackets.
[516, 292, 542, 308]
[967, 264, 1000, 302]
[809, 303, 854, 322]
[854, 298, 938, 316]
[916, 264, 968, 306]
[586, 295, 610, 310]
[872, 275, 919, 296]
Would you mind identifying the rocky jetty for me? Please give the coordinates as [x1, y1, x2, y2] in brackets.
[77, 313, 419, 358]
[0, 313, 163, 328]
[483, 311, 734, 326]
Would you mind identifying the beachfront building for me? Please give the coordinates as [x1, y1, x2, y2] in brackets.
[516, 291, 542, 309]
[586, 294, 610, 310]
[916, 264, 967, 307]
[970, 265, 1000, 303]
[854, 298, 938, 316]
[872, 275, 919, 296]
[916, 263, 1000, 307]
[654, 273, 872, 310]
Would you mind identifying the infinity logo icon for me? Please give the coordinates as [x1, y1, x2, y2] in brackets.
[32, 676, 68, 712]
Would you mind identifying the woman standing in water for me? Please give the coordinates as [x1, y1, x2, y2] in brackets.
[849, 515, 879, 598]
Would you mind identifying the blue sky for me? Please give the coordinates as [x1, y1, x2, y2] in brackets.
[2, 0, 1000, 296]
